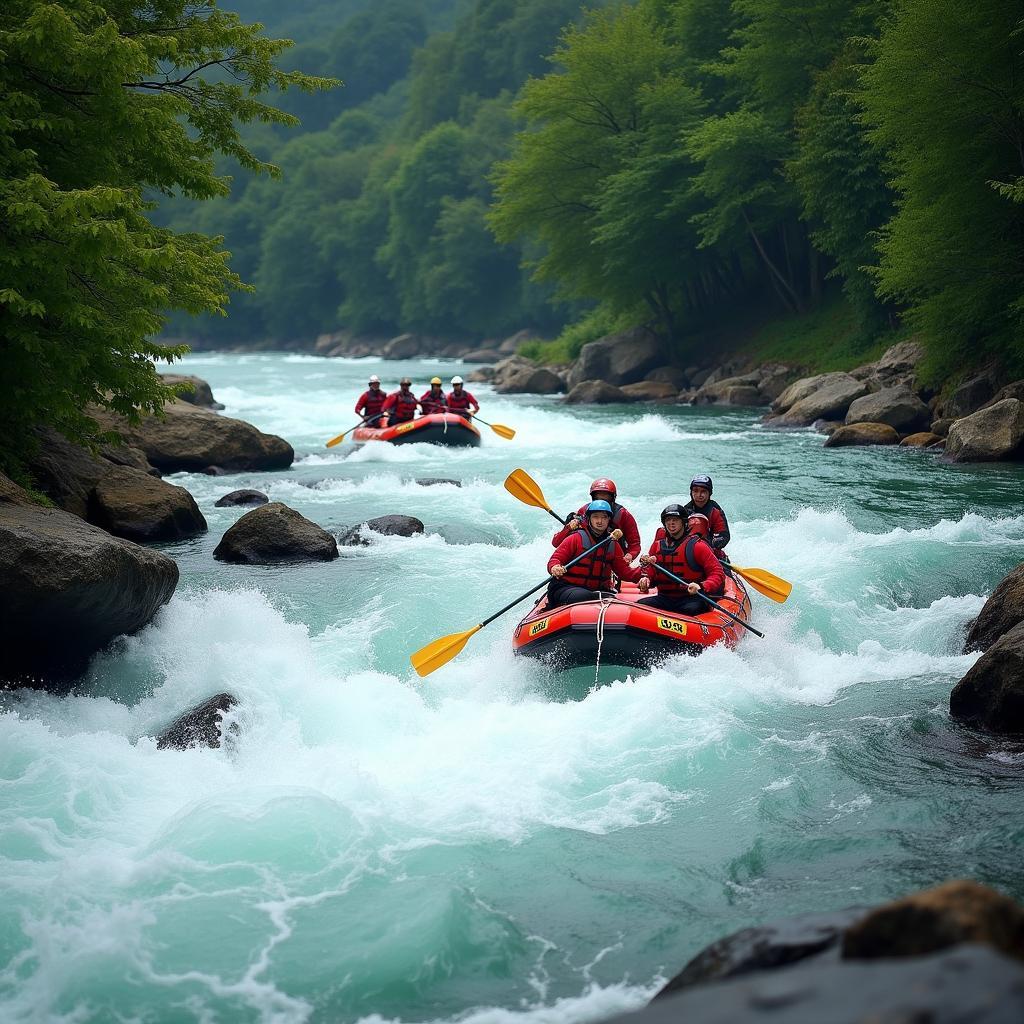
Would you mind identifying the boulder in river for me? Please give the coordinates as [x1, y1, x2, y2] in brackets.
[89, 465, 207, 543]
[945, 398, 1024, 462]
[645, 365, 689, 390]
[160, 373, 224, 410]
[845, 386, 930, 433]
[381, 332, 423, 359]
[841, 880, 1024, 961]
[462, 347, 503, 363]
[950, 620, 1024, 733]
[1, 474, 178, 687]
[772, 373, 870, 426]
[213, 502, 338, 563]
[493, 364, 565, 394]
[619, 381, 679, 402]
[824, 422, 900, 447]
[157, 693, 238, 750]
[215, 489, 270, 508]
[964, 562, 1024, 653]
[567, 327, 663, 388]
[414, 478, 462, 487]
[563, 380, 633, 404]
[899, 431, 943, 448]
[339, 514, 424, 546]
[94, 400, 294, 473]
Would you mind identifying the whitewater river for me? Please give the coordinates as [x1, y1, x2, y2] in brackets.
[3, 353, 1024, 1022]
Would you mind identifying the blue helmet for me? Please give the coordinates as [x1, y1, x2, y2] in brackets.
[587, 499, 613, 515]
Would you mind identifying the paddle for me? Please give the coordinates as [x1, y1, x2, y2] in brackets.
[504, 469, 793, 603]
[503, 468, 573, 527]
[647, 563, 765, 638]
[410, 529, 623, 677]
[325, 413, 383, 448]
[469, 413, 516, 440]
[720, 562, 792, 604]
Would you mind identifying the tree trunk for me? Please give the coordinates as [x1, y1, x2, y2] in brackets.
[742, 210, 803, 313]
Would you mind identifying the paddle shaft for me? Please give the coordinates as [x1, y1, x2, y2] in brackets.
[649, 563, 764, 638]
[478, 531, 621, 629]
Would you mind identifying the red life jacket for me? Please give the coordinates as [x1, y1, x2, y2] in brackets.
[561, 529, 617, 590]
[358, 389, 386, 419]
[420, 389, 447, 415]
[387, 390, 419, 423]
[447, 389, 474, 414]
[654, 535, 708, 596]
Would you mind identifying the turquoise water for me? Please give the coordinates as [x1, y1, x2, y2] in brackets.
[2, 352, 1023, 1023]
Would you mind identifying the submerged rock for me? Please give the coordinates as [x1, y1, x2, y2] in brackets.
[950, 620, 1024, 733]
[215, 489, 270, 507]
[157, 693, 238, 750]
[414, 478, 462, 487]
[899, 431, 943, 448]
[213, 503, 338, 563]
[0, 475, 178, 686]
[964, 563, 1024, 653]
[338, 514, 424, 546]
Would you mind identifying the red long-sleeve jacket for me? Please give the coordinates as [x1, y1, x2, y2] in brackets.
[381, 389, 420, 423]
[548, 530, 642, 590]
[551, 503, 642, 562]
[681, 498, 730, 550]
[420, 388, 448, 415]
[354, 388, 387, 419]
[640, 530, 725, 597]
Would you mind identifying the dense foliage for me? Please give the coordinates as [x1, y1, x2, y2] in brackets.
[0, 0, 326, 471]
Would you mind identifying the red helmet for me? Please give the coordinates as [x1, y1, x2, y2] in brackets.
[686, 513, 710, 537]
[589, 478, 617, 500]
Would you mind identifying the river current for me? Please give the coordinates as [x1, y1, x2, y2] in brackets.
[3, 353, 1023, 1022]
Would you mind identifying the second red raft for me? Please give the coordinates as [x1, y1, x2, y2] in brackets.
[512, 574, 752, 669]
[352, 412, 481, 446]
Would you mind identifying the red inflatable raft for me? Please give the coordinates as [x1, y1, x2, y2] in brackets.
[352, 412, 481, 447]
[512, 574, 752, 669]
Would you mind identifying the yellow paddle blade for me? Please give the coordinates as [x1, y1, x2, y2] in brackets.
[488, 422, 516, 440]
[503, 468, 551, 512]
[325, 431, 349, 448]
[410, 624, 482, 677]
[731, 564, 792, 603]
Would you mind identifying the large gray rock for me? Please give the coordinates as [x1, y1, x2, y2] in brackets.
[692, 373, 762, 406]
[845, 386, 930, 432]
[965, 563, 1024, 653]
[215, 489, 269, 508]
[950, 620, 1024, 733]
[567, 327, 663, 388]
[491, 355, 535, 389]
[850, 338, 926, 391]
[157, 693, 237, 750]
[213, 503, 338, 564]
[339, 514, 425, 546]
[645, 365, 689, 389]
[94, 400, 294, 473]
[774, 374, 870, 426]
[772, 372, 840, 414]
[381, 333, 423, 359]
[619, 381, 679, 402]
[757, 363, 800, 403]
[27, 429, 206, 542]
[563, 380, 633, 404]
[945, 399, 1024, 463]
[498, 329, 538, 354]
[824, 423, 900, 447]
[160, 373, 224, 410]
[944, 370, 999, 419]
[462, 348, 503, 363]
[493, 365, 565, 394]
[89, 465, 207, 543]
[0, 476, 178, 686]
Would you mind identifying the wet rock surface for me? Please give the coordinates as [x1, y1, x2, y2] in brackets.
[844, 386, 930, 432]
[157, 693, 238, 750]
[824, 422, 900, 447]
[338, 514, 425, 546]
[563, 380, 633, 404]
[945, 399, 1024, 463]
[414, 478, 462, 487]
[215, 489, 270, 507]
[213, 503, 338, 564]
[950, 620, 1024, 733]
[89, 465, 207, 543]
[964, 563, 1024, 653]
[1, 475, 178, 687]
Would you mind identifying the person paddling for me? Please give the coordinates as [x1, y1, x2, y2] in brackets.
[547, 500, 642, 608]
[637, 508, 725, 614]
[446, 376, 479, 419]
[354, 374, 386, 425]
[682, 474, 730, 553]
[420, 376, 448, 415]
[381, 377, 420, 425]
[551, 477, 642, 563]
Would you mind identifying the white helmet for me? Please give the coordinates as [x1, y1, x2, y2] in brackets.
[450, 375, 464, 385]
[368, 374, 380, 384]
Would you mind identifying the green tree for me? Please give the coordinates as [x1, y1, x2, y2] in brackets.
[861, 0, 1024, 378]
[0, 0, 328, 471]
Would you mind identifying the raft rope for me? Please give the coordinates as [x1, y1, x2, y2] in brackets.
[593, 593, 615, 684]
